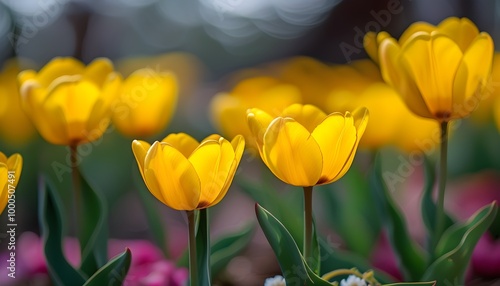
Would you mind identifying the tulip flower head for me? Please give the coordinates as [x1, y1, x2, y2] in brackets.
[112, 68, 178, 138]
[18, 57, 121, 146]
[132, 133, 245, 211]
[247, 104, 368, 187]
[0, 152, 22, 214]
[370, 17, 494, 122]
[0, 59, 36, 145]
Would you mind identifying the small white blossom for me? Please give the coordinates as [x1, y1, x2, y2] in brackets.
[340, 275, 367, 286]
[264, 275, 286, 286]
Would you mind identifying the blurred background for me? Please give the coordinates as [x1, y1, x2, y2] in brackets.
[1, 0, 500, 285]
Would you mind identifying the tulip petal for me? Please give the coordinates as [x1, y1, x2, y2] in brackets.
[379, 37, 433, 118]
[84, 58, 114, 88]
[312, 113, 357, 184]
[189, 138, 235, 208]
[247, 108, 274, 156]
[262, 117, 322, 186]
[281, 104, 327, 133]
[37, 57, 85, 88]
[400, 33, 462, 120]
[438, 17, 479, 52]
[210, 135, 245, 207]
[364, 31, 391, 63]
[0, 163, 7, 214]
[161, 133, 199, 158]
[453, 32, 494, 119]
[398, 22, 436, 45]
[7, 154, 22, 188]
[144, 142, 200, 211]
[132, 140, 152, 182]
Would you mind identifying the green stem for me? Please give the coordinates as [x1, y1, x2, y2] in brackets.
[70, 145, 82, 241]
[321, 268, 362, 281]
[187, 210, 199, 286]
[434, 121, 449, 253]
[303, 186, 313, 264]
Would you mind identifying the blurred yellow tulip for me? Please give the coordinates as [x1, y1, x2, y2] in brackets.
[473, 53, 500, 124]
[247, 104, 368, 187]
[132, 133, 245, 211]
[375, 17, 494, 122]
[0, 152, 22, 214]
[0, 60, 36, 145]
[18, 57, 121, 146]
[112, 68, 178, 138]
[210, 76, 301, 150]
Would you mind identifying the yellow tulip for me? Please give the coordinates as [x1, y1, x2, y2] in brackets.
[325, 60, 439, 152]
[378, 18, 494, 122]
[18, 57, 121, 146]
[0, 59, 36, 145]
[210, 76, 301, 150]
[112, 68, 178, 138]
[0, 152, 22, 214]
[473, 52, 500, 124]
[247, 104, 368, 187]
[132, 133, 245, 211]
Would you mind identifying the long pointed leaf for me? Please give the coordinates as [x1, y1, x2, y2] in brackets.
[78, 171, 108, 277]
[371, 155, 427, 280]
[38, 177, 86, 285]
[83, 248, 132, 286]
[423, 202, 498, 284]
[420, 155, 454, 254]
[211, 223, 254, 277]
[256, 204, 331, 286]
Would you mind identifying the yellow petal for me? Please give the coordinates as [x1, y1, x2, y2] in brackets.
[0, 163, 7, 214]
[189, 138, 235, 208]
[18, 70, 37, 87]
[132, 140, 152, 182]
[7, 154, 22, 188]
[83, 58, 114, 88]
[161, 133, 199, 158]
[36, 57, 85, 88]
[400, 32, 462, 120]
[262, 117, 322, 186]
[399, 22, 436, 45]
[311, 113, 357, 184]
[280, 104, 327, 133]
[144, 142, 201, 210]
[210, 135, 245, 206]
[246, 108, 274, 155]
[453, 32, 494, 119]
[437, 17, 479, 52]
[364, 31, 391, 64]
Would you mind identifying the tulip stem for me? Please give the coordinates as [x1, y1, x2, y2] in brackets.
[434, 121, 449, 254]
[70, 144, 82, 242]
[187, 210, 198, 286]
[303, 186, 313, 264]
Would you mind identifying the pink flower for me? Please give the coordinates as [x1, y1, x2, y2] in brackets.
[0, 232, 187, 286]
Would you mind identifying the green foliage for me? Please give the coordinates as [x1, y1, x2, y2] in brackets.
[83, 249, 132, 286]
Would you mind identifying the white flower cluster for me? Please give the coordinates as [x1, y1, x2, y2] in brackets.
[340, 275, 367, 286]
[264, 275, 286, 286]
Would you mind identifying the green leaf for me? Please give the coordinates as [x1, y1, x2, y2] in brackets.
[256, 204, 331, 286]
[83, 248, 132, 286]
[319, 167, 381, 257]
[310, 217, 321, 276]
[78, 171, 108, 277]
[422, 202, 498, 284]
[38, 177, 86, 285]
[420, 155, 454, 253]
[197, 208, 212, 286]
[371, 155, 427, 281]
[133, 167, 169, 258]
[211, 223, 254, 277]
